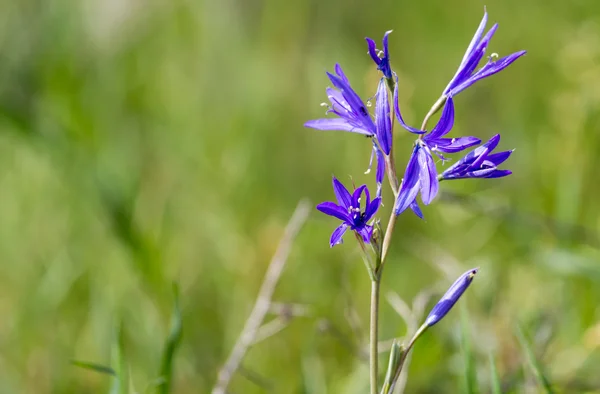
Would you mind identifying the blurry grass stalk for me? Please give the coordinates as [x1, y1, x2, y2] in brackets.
[515, 324, 555, 394]
[157, 284, 183, 394]
[212, 200, 310, 394]
[460, 306, 478, 394]
[488, 353, 502, 394]
[110, 323, 129, 394]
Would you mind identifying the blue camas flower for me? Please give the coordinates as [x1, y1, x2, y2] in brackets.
[425, 268, 478, 327]
[441, 134, 513, 180]
[366, 31, 393, 79]
[305, 64, 376, 136]
[443, 11, 526, 97]
[393, 94, 480, 216]
[317, 177, 381, 247]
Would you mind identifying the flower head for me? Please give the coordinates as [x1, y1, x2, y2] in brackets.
[366, 31, 393, 79]
[425, 268, 478, 327]
[441, 134, 513, 180]
[393, 96, 480, 216]
[443, 11, 526, 97]
[305, 64, 376, 136]
[317, 177, 381, 247]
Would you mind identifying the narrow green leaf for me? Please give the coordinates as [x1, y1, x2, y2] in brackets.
[110, 323, 129, 394]
[157, 283, 183, 394]
[71, 360, 116, 376]
[460, 306, 478, 394]
[488, 353, 502, 394]
[515, 325, 554, 394]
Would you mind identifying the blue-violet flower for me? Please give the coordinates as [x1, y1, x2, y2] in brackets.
[305, 64, 376, 136]
[443, 11, 526, 97]
[441, 134, 513, 180]
[317, 177, 381, 247]
[424, 268, 478, 327]
[366, 31, 393, 79]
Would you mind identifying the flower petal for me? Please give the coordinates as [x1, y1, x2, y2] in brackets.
[326, 71, 376, 135]
[428, 136, 481, 153]
[316, 201, 350, 222]
[375, 79, 392, 154]
[418, 148, 439, 205]
[356, 225, 373, 244]
[410, 200, 424, 219]
[375, 144, 386, 197]
[364, 197, 381, 222]
[304, 118, 372, 135]
[351, 185, 367, 210]
[426, 97, 455, 140]
[485, 149, 513, 166]
[393, 81, 426, 135]
[485, 169, 512, 178]
[395, 146, 421, 215]
[330, 223, 348, 247]
[366, 37, 381, 66]
[332, 177, 352, 209]
[450, 49, 526, 95]
[334, 63, 349, 83]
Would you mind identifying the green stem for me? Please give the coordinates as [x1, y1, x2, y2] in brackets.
[370, 278, 380, 394]
[388, 323, 429, 393]
[420, 95, 447, 131]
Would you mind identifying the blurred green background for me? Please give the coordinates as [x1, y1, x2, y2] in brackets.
[1, 0, 600, 392]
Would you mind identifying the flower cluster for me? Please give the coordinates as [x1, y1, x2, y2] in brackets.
[307, 10, 524, 239]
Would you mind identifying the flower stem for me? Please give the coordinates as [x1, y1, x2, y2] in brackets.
[420, 95, 447, 131]
[370, 278, 380, 394]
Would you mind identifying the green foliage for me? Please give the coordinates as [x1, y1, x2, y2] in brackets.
[0, 0, 599, 392]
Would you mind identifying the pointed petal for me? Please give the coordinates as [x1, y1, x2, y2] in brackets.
[304, 118, 372, 135]
[334, 63, 349, 83]
[466, 167, 498, 178]
[426, 97, 455, 140]
[375, 79, 392, 154]
[459, 11, 488, 70]
[366, 37, 381, 65]
[418, 148, 439, 205]
[375, 144, 386, 197]
[330, 223, 348, 247]
[450, 50, 526, 95]
[486, 149, 513, 166]
[428, 136, 481, 153]
[364, 197, 381, 222]
[485, 169, 512, 178]
[326, 71, 376, 135]
[382, 30, 392, 59]
[410, 200, 424, 219]
[394, 81, 426, 134]
[394, 147, 421, 215]
[326, 87, 350, 112]
[316, 201, 350, 222]
[356, 225, 373, 244]
[332, 177, 352, 208]
[351, 185, 367, 209]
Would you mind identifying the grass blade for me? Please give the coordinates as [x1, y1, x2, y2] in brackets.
[110, 323, 129, 394]
[488, 353, 502, 394]
[515, 324, 554, 394]
[460, 306, 478, 394]
[157, 283, 183, 394]
[71, 360, 116, 376]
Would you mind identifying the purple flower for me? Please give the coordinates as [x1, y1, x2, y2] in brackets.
[393, 95, 480, 216]
[317, 177, 381, 247]
[443, 11, 526, 97]
[425, 268, 478, 327]
[375, 78, 392, 155]
[305, 64, 376, 136]
[441, 134, 513, 180]
[366, 31, 393, 79]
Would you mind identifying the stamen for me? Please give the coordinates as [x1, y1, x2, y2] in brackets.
[490, 52, 499, 61]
